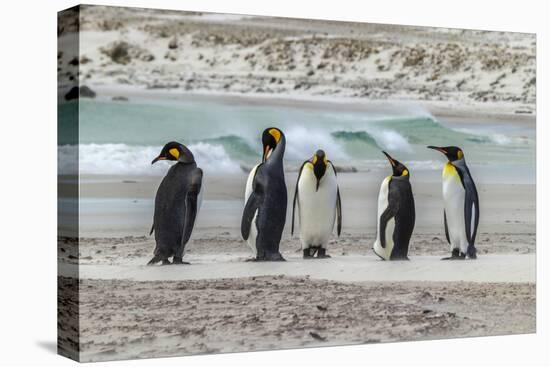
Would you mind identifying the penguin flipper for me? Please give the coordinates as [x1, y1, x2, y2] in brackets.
[292, 161, 309, 236]
[463, 183, 480, 256]
[241, 192, 261, 240]
[379, 207, 394, 249]
[379, 180, 400, 249]
[443, 210, 450, 244]
[329, 161, 342, 237]
[181, 168, 203, 247]
[336, 186, 342, 237]
[149, 223, 154, 236]
[454, 160, 480, 255]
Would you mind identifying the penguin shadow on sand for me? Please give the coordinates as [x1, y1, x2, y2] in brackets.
[147, 142, 203, 266]
[291, 149, 342, 260]
[372, 151, 415, 261]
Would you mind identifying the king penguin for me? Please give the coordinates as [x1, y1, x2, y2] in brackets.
[241, 127, 287, 261]
[428, 146, 479, 260]
[148, 142, 203, 265]
[373, 151, 415, 261]
[291, 149, 342, 259]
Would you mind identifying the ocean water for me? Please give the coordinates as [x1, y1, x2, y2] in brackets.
[58, 97, 535, 182]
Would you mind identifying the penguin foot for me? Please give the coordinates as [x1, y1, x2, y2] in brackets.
[303, 249, 314, 259]
[441, 256, 466, 261]
[172, 257, 190, 265]
[146, 257, 159, 266]
[316, 248, 331, 259]
[467, 247, 477, 259]
[256, 252, 286, 262]
[391, 256, 410, 261]
[441, 249, 466, 261]
[266, 253, 286, 262]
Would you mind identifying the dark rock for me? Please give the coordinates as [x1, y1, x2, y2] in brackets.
[334, 165, 358, 173]
[64, 85, 96, 100]
[80, 55, 92, 64]
[146, 83, 179, 89]
[317, 62, 328, 70]
[309, 332, 327, 341]
[168, 36, 178, 49]
[80, 85, 96, 98]
[100, 41, 155, 65]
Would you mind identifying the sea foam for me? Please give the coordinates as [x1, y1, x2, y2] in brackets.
[58, 143, 242, 176]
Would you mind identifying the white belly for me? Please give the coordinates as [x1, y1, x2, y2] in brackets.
[244, 164, 260, 255]
[373, 176, 395, 260]
[296, 164, 338, 249]
[442, 169, 468, 253]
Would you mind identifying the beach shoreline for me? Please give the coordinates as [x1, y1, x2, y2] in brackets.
[91, 84, 536, 124]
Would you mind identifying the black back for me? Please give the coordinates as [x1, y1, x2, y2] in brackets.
[388, 176, 415, 260]
[241, 134, 287, 260]
[152, 162, 202, 259]
[453, 158, 480, 257]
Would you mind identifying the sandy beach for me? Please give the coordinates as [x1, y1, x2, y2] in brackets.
[57, 5, 536, 362]
[58, 173, 536, 361]
[58, 276, 534, 362]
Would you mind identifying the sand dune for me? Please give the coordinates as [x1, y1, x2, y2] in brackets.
[58, 5, 536, 117]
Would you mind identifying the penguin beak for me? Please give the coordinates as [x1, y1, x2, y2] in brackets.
[427, 146, 447, 155]
[151, 156, 166, 165]
[382, 151, 396, 167]
[263, 145, 271, 162]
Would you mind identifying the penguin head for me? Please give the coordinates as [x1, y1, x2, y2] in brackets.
[311, 149, 328, 191]
[262, 127, 283, 162]
[382, 151, 409, 177]
[427, 146, 464, 162]
[152, 142, 195, 165]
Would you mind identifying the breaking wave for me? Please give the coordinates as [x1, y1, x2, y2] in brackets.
[59, 143, 242, 176]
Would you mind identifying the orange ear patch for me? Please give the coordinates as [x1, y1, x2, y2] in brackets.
[269, 128, 281, 143]
[169, 148, 180, 159]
